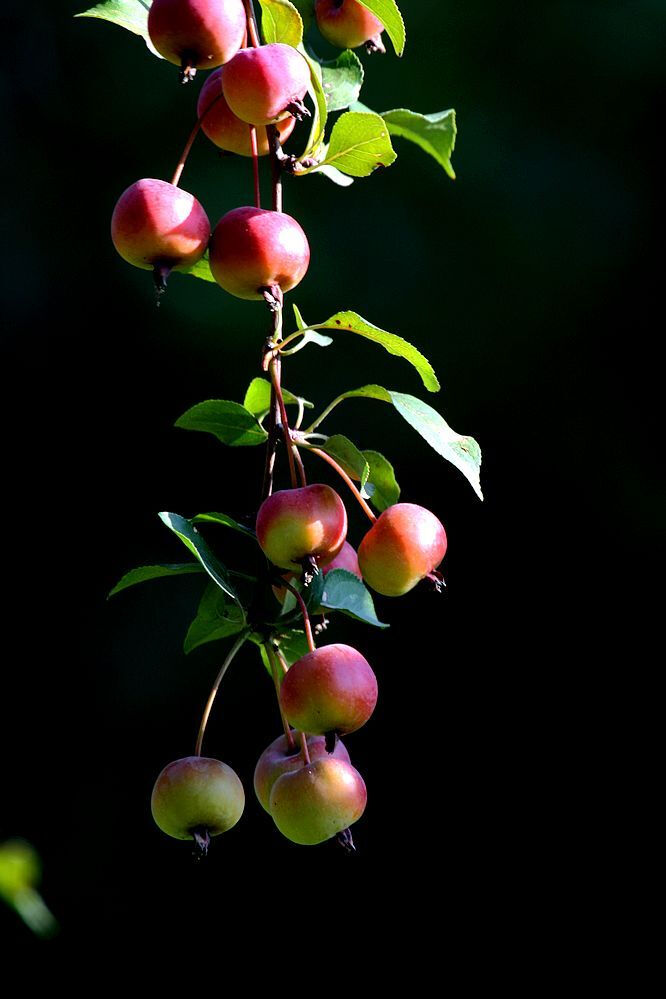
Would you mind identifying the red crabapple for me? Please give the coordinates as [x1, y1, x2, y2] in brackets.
[269, 757, 367, 845]
[147, 0, 246, 82]
[253, 732, 350, 812]
[314, 0, 384, 51]
[256, 484, 347, 571]
[322, 540, 362, 579]
[197, 69, 296, 156]
[151, 756, 244, 854]
[221, 43, 311, 125]
[358, 503, 447, 596]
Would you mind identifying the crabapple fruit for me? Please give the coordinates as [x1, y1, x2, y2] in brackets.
[314, 0, 384, 50]
[151, 757, 244, 850]
[322, 540, 362, 579]
[279, 643, 377, 737]
[197, 70, 296, 156]
[269, 757, 367, 845]
[256, 484, 347, 571]
[221, 43, 311, 125]
[147, 0, 246, 81]
[358, 502, 447, 596]
[253, 732, 350, 812]
[111, 178, 210, 290]
[209, 207, 310, 301]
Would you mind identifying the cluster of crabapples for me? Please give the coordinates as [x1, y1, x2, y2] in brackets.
[111, 0, 386, 300]
[152, 487, 447, 849]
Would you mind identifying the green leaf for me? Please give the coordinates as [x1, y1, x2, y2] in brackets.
[191, 512, 257, 539]
[301, 312, 440, 392]
[315, 165, 355, 187]
[320, 569, 388, 628]
[175, 400, 268, 446]
[184, 583, 246, 654]
[356, 0, 406, 56]
[242, 377, 313, 419]
[320, 435, 370, 492]
[289, 0, 315, 28]
[259, 0, 303, 47]
[381, 108, 457, 179]
[283, 305, 334, 353]
[310, 111, 396, 177]
[298, 46, 328, 161]
[74, 0, 161, 57]
[362, 450, 400, 511]
[179, 251, 216, 284]
[255, 629, 310, 675]
[159, 512, 243, 604]
[321, 50, 364, 112]
[108, 562, 204, 598]
[389, 392, 483, 500]
[293, 304, 308, 330]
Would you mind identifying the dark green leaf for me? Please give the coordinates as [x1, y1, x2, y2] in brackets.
[356, 0, 405, 55]
[389, 392, 483, 499]
[320, 569, 388, 627]
[312, 111, 396, 177]
[74, 0, 160, 56]
[184, 583, 246, 654]
[242, 377, 312, 419]
[158, 512, 243, 604]
[320, 435, 370, 492]
[191, 512, 257, 538]
[321, 49, 364, 112]
[259, 0, 303, 47]
[255, 629, 310, 675]
[382, 108, 456, 179]
[175, 400, 268, 446]
[108, 562, 204, 598]
[362, 450, 400, 511]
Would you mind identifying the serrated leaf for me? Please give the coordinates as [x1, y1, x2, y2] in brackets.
[179, 251, 216, 284]
[389, 392, 483, 500]
[175, 400, 268, 446]
[259, 0, 303, 47]
[362, 450, 400, 511]
[75, 0, 162, 58]
[191, 512, 257, 539]
[288, 0, 315, 28]
[321, 569, 388, 628]
[108, 562, 204, 598]
[309, 111, 396, 177]
[159, 512, 243, 604]
[184, 583, 246, 654]
[382, 108, 456, 179]
[321, 49, 364, 112]
[356, 0, 405, 56]
[243, 377, 312, 419]
[301, 312, 439, 392]
[321, 435, 370, 492]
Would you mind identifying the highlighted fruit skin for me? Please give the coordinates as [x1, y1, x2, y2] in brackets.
[279, 643, 377, 736]
[322, 540, 362, 579]
[198, 70, 296, 156]
[256, 484, 347, 571]
[221, 43, 310, 125]
[253, 732, 350, 812]
[314, 0, 384, 49]
[111, 178, 210, 272]
[209, 207, 310, 300]
[269, 757, 367, 845]
[358, 502, 447, 597]
[151, 756, 244, 840]
[147, 0, 246, 70]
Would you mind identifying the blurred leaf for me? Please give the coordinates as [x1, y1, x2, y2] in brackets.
[180, 251, 216, 284]
[0, 840, 57, 938]
[356, 0, 405, 55]
[159, 512, 243, 604]
[184, 583, 246, 653]
[259, 0, 303, 47]
[191, 512, 257, 538]
[108, 562, 204, 597]
[320, 435, 370, 492]
[321, 49, 364, 111]
[390, 392, 483, 500]
[381, 108, 457, 179]
[308, 111, 396, 177]
[320, 568, 388, 627]
[175, 400, 268, 446]
[74, 0, 162, 57]
[243, 377, 312, 419]
[362, 449, 400, 511]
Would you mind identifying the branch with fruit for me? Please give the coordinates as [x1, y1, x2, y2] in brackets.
[79, 0, 481, 851]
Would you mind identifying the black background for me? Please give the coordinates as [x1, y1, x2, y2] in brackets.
[1, 0, 661, 949]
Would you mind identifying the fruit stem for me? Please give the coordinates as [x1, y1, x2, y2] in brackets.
[261, 302, 284, 500]
[292, 444, 308, 487]
[194, 631, 249, 757]
[280, 578, 316, 653]
[267, 125, 283, 213]
[299, 731, 311, 766]
[265, 643, 296, 750]
[249, 126, 261, 209]
[171, 93, 224, 187]
[242, 0, 261, 48]
[269, 354, 298, 489]
[296, 444, 377, 523]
